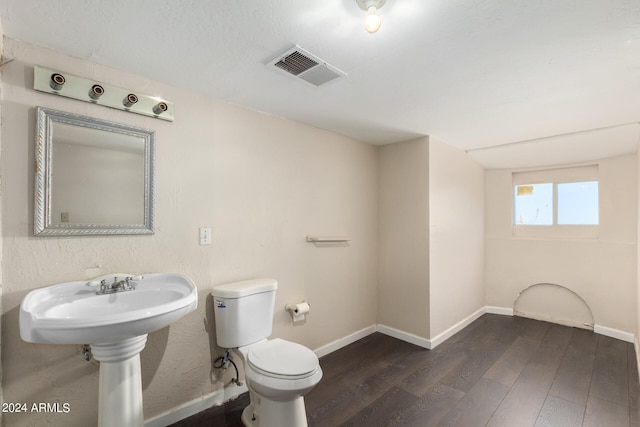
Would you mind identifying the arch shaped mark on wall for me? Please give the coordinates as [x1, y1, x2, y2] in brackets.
[513, 283, 594, 330]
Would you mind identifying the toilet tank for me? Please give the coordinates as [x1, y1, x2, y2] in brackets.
[211, 278, 278, 349]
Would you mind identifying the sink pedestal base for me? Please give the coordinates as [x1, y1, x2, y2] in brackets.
[92, 335, 148, 427]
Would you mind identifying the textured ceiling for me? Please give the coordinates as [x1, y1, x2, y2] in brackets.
[1, 0, 639, 167]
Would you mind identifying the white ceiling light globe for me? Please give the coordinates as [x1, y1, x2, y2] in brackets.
[364, 6, 382, 33]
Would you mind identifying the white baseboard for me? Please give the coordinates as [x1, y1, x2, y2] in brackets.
[485, 306, 635, 344]
[377, 307, 498, 350]
[594, 324, 635, 343]
[635, 338, 640, 382]
[376, 324, 432, 349]
[313, 324, 377, 358]
[428, 307, 486, 349]
[485, 306, 514, 316]
[144, 383, 248, 427]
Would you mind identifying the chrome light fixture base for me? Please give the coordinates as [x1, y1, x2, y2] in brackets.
[356, 0, 386, 11]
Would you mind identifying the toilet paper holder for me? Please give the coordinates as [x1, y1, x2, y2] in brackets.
[285, 301, 310, 323]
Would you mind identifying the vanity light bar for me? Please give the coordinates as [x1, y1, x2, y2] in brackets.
[33, 65, 174, 122]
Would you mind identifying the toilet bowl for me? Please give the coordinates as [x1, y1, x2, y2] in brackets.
[238, 339, 322, 426]
[211, 278, 323, 427]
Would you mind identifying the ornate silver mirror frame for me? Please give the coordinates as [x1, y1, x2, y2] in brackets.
[34, 107, 155, 236]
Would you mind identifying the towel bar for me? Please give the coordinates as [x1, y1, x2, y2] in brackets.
[306, 236, 351, 243]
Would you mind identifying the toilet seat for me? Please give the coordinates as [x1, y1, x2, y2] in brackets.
[247, 338, 319, 380]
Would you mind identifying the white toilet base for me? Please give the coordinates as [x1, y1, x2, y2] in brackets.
[241, 396, 308, 427]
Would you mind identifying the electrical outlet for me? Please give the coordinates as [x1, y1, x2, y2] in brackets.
[199, 227, 211, 245]
[61, 212, 70, 222]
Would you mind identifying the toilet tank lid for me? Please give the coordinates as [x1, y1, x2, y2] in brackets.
[211, 278, 278, 298]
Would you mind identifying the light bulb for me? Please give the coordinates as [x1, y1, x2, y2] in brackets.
[364, 5, 382, 33]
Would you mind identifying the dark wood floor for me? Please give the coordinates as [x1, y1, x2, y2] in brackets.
[170, 314, 640, 426]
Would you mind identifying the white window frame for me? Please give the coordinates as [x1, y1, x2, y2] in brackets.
[512, 165, 599, 239]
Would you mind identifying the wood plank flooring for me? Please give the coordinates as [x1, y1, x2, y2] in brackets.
[169, 314, 640, 426]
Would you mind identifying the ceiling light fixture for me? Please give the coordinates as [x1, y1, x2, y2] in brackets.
[356, 0, 386, 33]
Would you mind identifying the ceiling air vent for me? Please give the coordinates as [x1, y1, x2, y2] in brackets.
[267, 46, 346, 87]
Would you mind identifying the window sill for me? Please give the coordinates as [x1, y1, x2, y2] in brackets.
[512, 225, 598, 240]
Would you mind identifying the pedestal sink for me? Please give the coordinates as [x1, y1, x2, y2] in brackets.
[19, 273, 198, 427]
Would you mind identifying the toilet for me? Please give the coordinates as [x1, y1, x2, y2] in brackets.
[211, 278, 322, 427]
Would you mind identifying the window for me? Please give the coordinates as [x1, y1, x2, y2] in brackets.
[557, 181, 599, 225]
[514, 183, 553, 225]
[512, 165, 599, 237]
[514, 181, 599, 225]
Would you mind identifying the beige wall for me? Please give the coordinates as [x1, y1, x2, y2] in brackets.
[0, 21, 4, 420]
[428, 138, 485, 337]
[1, 38, 378, 426]
[377, 137, 430, 338]
[485, 155, 637, 333]
[637, 149, 640, 374]
[377, 137, 485, 342]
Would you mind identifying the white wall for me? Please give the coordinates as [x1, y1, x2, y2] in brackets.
[377, 137, 430, 338]
[485, 155, 637, 334]
[1, 38, 378, 426]
[428, 138, 485, 338]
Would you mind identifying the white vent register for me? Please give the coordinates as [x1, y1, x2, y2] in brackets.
[267, 46, 346, 87]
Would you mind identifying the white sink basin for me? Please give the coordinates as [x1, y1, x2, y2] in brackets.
[20, 273, 198, 344]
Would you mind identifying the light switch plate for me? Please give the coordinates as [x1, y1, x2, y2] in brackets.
[199, 227, 211, 245]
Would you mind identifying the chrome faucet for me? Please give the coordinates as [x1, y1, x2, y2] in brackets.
[111, 277, 126, 291]
[86, 275, 141, 295]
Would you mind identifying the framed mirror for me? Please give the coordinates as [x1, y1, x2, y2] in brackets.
[34, 107, 155, 236]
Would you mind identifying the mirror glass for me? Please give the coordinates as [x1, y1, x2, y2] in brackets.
[35, 107, 155, 236]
